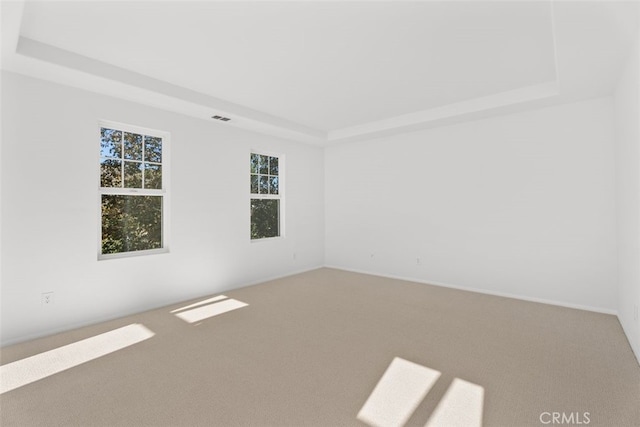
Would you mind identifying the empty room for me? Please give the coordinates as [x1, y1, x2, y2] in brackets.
[1, 1, 639, 426]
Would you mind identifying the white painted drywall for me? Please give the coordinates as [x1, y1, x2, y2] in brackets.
[614, 35, 640, 363]
[0, 71, 325, 346]
[325, 97, 618, 312]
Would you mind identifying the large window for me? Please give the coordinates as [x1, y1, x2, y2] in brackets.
[250, 152, 282, 239]
[99, 121, 169, 258]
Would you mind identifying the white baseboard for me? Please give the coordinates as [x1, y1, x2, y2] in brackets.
[230, 265, 325, 290]
[1, 265, 325, 348]
[618, 315, 640, 367]
[2, 264, 623, 348]
[323, 264, 619, 316]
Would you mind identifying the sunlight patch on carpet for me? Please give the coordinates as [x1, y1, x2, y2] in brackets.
[0, 323, 154, 394]
[173, 298, 248, 323]
[170, 295, 228, 313]
[424, 377, 484, 427]
[358, 358, 485, 427]
[357, 357, 441, 427]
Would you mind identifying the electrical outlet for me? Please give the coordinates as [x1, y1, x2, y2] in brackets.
[416, 257, 421, 266]
[293, 252, 297, 260]
[42, 292, 54, 305]
[634, 304, 638, 321]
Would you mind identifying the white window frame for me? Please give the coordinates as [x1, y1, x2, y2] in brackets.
[250, 149, 285, 241]
[98, 120, 170, 260]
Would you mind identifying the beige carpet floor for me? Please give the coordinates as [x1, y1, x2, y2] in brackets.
[1, 268, 639, 426]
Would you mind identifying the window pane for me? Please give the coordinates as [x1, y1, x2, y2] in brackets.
[101, 195, 163, 254]
[269, 176, 279, 194]
[251, 199, 279, 239]
[124, 161, 142, 188]
[124, 132, 143, 160]
[144, 136, 162, 163]
[259, 175, 269, 194]
[100, 128, 122, 158]
[250, 153, 260, 174]
[144, 163, 162, 189]
[100, 158, 122, 187]
[269, 157, 279, 176]
[250, 175, 259, 193]
[259, 155, 269, 174]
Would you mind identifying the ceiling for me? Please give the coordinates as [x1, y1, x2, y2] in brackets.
[2, 1, 638, 145]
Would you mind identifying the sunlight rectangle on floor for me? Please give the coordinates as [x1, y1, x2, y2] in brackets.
[0, 324, 154, 394]
[357, 357, 441, 427]
[170, 295, 228, 313]
[174, 298, 248, 323]
[425, 378, 484, 427]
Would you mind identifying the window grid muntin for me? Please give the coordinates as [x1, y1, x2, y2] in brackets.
[250, 153, 279, 195]
[99, 121, 169, 258]
[250, 151, 282, 240]
[100, 129, 163, 191]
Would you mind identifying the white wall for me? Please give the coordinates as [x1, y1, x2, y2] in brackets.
[0, 71, 325, 346]
[614, 36, 640, 362]
[1, 66, 633, 351]
[326, 97, 618, 312]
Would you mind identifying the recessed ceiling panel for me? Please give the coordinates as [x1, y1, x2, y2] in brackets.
[20, 1, 557, 131]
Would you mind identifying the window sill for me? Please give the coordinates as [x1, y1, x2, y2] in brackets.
[250, 236, 283, 243]
[98, 247, 169, 261]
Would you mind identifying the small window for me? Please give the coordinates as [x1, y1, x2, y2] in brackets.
[99, 122, 169, 258]
[250, 152, 282, 239]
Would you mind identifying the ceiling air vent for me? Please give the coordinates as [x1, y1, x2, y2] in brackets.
[212, 115, 231, 122]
